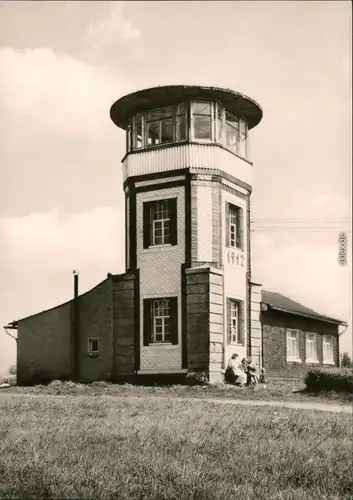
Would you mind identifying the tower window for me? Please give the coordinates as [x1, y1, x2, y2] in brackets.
[143, 198, 177, 248]
[152, 299, 171, 343]
[152, 200, 170, 245]
[227, 299, 244, 345]
[177, 103, 187, 141]
[191, 101, 212, 140]
[146, 106, 174, 146]
[128, 102, 248, 158]
[225, 111, 239, 154]
[226, 203, 243, 249]
[133, 113, 143, 149]
[143, 297, 178, 345]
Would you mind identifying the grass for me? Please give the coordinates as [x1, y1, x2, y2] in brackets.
[2, 379, 353, 404]
[0, 394, 352, 499]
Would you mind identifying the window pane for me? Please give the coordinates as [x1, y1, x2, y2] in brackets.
[161, 119, 173, 143]
[178, 103, 185, 115]
[127, 124, 131, 152]
[225, 122, 237, 152]
[147, 106, 173, 121]
[177, 115, 186, 141]
[226, 111, 239, 129]
[90, 340, 98, 352]
[194, 116, 211, 140]
[216, 105, 224, 143]
[134, 114, 143, 149]
[147, 122, 160, 146]
[192, 102, 211, 115]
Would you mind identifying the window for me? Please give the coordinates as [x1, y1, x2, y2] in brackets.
[127, 102, 249, 158]
[152, 201, 170, 246]
[143, 297, 178, 345]
[227, 299, 244, 345]
[191, 101, 212, 140]
[176, 103, 187, 141]
[305, 333, 318, 362]
[143, 198, 177, 248]
[239, 119, 247, 157]
[216, 104, 225, 144]
[225, 111, 239, 154]
[226, 203, 243, 249]
[323, 336, 334, 364]
[146, 106, 174, 147]
[133, 113, 143, 149]
[127, 120, 132, 152]
[286, 330, 300, 361]
[88, 338, 99, 355]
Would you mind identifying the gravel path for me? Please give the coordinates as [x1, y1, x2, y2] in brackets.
[1, 392, 352, 413]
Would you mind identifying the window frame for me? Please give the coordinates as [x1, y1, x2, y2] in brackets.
[143, 198, 177, 249]
[286, 329, 301, 362]
[151, 298, 171, 344]
[227, 298, 244, 346]
[145, 105, 174, 148]
[128, 101, 249, 159]
[143, 296, 178, 346]
[305, 332, 318, 363]
[226, 202, 243, 250]
[151, 199, 171, 246]
[190, 100, 213, 142]
[88, 337, 100, 356]
[323, 335, 335, 364]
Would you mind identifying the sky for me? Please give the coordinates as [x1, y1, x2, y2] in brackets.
[0, 0, 351, 374]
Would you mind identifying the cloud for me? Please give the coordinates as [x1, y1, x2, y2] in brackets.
[0, 206, 125, 274]
[0, 47, 129, 137]
[86, 2, 140, 51]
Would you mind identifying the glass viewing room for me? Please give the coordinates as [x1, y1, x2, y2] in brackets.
[127, 101, 249, 158]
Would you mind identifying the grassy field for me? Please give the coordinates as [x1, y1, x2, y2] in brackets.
[0, 394, 352, 499]
[2, 379, 353, 403]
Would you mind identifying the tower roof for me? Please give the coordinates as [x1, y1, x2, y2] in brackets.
[110, 85, 263, 131]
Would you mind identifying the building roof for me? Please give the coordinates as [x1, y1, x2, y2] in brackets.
[261, 290, 347, 326]
[5, 279, 346, 329]
[110, 84, 263, 131]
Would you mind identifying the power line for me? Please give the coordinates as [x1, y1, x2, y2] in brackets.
[251, 229, 352, 233]
[251, 218, 351, 223]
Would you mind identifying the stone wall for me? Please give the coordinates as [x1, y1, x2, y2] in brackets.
[185, 266, 224, 382]
[112, 272, 137, 378]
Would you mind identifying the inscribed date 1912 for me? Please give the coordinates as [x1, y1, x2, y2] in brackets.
[227, 251, 245, 267]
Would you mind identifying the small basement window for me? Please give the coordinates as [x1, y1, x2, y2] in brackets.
[88, 337, 100, 356]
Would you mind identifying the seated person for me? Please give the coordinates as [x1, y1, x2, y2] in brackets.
[225, 353, 247, 386]
[245, 358, 259, 387]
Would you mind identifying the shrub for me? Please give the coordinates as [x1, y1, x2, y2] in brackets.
[185, 371, 209, 386]
[341, 352, 353, 368]
[305, 367, 353, 393]
[8, 365, 17, 376]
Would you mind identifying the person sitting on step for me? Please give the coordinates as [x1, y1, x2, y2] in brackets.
[225, 353, 247, 386]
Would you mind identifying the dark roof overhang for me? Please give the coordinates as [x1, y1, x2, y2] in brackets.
[110, 85, 263, 131]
